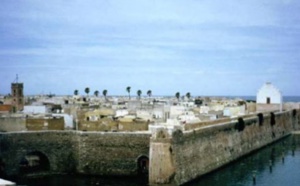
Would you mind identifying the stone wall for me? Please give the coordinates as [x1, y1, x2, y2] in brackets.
[79, 120, 149, 132]
[0, 131, 77, 176]
[26, 117, 64, 130]
[0, 131, 150, 177]
[76, 132, 150, 175]
[149, 109, 300, 185]
[256, 103, 281, 112]
[0, 117, 26, 132]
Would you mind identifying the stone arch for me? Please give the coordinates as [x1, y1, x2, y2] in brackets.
[136, 155, 149, 175]
[19, 151, 50, 174]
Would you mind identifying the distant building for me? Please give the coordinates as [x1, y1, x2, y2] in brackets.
[11, 82, 24, 112]
[0, 105, 12, 114]
[23, 106, 47, 114]
[256, 82, 282, 112]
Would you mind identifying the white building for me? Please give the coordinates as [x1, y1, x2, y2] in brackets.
[23, 106, 47, 114]
[256, 82, 283, 112]
[257, 82, 282, 104]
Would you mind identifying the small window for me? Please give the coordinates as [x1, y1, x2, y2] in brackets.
[266, 97, 271, 104]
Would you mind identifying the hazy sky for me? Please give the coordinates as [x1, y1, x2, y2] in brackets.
[0, 0, 299, 96]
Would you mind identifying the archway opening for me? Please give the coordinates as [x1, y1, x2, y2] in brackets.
[0, 158, 5, 178]
[137, 155, 149, 175]
[19, 151, 50, 174]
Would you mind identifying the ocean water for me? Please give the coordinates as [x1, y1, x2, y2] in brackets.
[216, 96, 300, 102]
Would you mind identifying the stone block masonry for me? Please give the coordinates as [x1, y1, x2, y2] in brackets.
[0, 109, 299, 185]
[149, 109, 300, 185]
[0, 131, 150, 177]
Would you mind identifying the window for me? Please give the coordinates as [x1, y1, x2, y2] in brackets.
[266, 97, 271, 104]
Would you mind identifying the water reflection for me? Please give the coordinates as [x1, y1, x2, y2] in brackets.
[189, 135, 300, 186]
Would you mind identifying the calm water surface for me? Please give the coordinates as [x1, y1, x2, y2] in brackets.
[9, 135, 300, 186]
[190, 134, 300, 186]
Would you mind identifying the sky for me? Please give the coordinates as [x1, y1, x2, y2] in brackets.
[0, 0, 299, 96]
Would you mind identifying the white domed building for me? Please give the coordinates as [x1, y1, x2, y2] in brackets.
[256, 82, 283, 112]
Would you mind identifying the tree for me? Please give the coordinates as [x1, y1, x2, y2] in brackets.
[175, 92, 180, 101]
[103, 89, 108, 100]
[186, 92, 191, 100]
[126, 86, 131, 99]
[74, 89, 79, 96]
[137, 90, 142, 100]
[94, 90, 99, 97]
[147, 90, 152, 98]
[84, 87, 90, 96]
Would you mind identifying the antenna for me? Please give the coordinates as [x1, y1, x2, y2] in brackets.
[16, 74, 18, 83]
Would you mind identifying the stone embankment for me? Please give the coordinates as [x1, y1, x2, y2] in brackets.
[149, 109, 299, 185]
[0, 131, 150, 176]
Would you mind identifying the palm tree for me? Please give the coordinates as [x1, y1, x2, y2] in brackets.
[94, 90, 99, 97]
[147, 90, 152, 98]
[74, 89, 79, 96]
[103, 89, 108, 100]
[137, 90, 142, 100]
[175, 92, 180, 101]
[84, 87, 90, 96]
[126, 86, 131, 99]
[186, 92, 191, 100]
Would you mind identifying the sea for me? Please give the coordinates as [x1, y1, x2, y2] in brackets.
[212, 96, 300, 103]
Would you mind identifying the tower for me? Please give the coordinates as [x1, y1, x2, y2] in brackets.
[11, 74, 24, 111]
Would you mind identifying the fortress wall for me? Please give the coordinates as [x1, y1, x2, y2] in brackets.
[0, 131, 78, 175]
[76, 132, 150, 175]
[0, 131, 150, 176]
[256, 103, 281, 112]
[150, 110, 299, 185]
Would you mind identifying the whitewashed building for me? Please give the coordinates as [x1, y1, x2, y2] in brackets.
[256, 82, 283, 112]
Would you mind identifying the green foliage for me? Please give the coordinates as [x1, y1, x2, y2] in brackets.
[84, 87, 90, 95]
[102, 89, 107, 97]
[147, 90, 152, 97]
[94, 90, 99, 97]
[175, 92, 180, 100]
[126, 86, 131, 99]
[186, 92, 191, 99]
[137, 90, 142, 99]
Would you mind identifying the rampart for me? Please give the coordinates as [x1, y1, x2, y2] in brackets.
[0, 131, 150, 176]
[1, 109, 299, 185]
[149, 109, 300, 185]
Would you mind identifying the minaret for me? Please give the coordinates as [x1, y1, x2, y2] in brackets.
[11, 74, 24, 112]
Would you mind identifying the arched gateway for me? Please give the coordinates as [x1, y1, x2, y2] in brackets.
[19, 151, 50, 174]
[137, 155, 149, 175]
